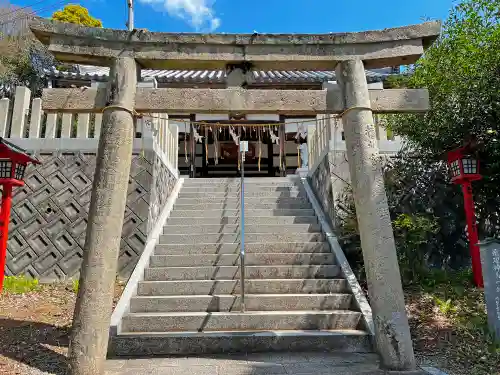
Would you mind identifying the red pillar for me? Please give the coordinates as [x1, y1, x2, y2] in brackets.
[461, 182, 484, 288]
[0, 184, 13, 293]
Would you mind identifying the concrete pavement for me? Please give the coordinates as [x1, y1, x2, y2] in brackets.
[106, 352, 443, 375]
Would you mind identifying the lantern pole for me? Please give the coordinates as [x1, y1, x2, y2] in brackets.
[0, 184, 13, 292]
[461, 181, 483, 287]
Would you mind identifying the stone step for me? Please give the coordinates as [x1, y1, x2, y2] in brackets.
[174, 202, 312, 210]
[183, 179, 300, 187]
[175, 197, 310, 205]
[145, 265, 340, 281]
[149, 253, 335, 267]
[169, 208, 315, 218]
[184, 177, 299, 183]
[154, 242, 330, 255]
[163, 224, 321, 235]
[109, 330, 373, 356]
[178, 190, 306, 198]
[130, 293, 353, 313]
[159, 233, 324, 245]
[121, 310, 362, 332]
[137, 279, 348, 296]
[180, 186, 303, 193]
[166, 216, 318, 226]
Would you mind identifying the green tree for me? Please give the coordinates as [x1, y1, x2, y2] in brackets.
[387, 0, 500, 238]
[50, 5, 103, 78]
[51, 4, 102, 27]
[338, 0, 500, 282]
[389, 0, 499, 151]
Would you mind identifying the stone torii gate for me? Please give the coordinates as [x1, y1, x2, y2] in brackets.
[30, 18, 440, 375]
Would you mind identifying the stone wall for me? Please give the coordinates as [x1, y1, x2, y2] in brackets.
[308, 150, 394, 231]
[308, 151, 352, 230]
[309, 152, 335, 228]
[5, 151, 177, 281]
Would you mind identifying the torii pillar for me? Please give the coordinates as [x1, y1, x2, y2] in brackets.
[336, 59, 417, 372]
[68, 57, 138, 375]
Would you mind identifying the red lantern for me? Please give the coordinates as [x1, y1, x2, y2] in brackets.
[447, 146, 483, 287]
[0, 138, 40, 292]
[447, 147, 482, 184]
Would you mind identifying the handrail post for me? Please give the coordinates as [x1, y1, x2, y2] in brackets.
[239, 141, 248, 312]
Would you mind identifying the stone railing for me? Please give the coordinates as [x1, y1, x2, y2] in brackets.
[308, 114, 402, 175]
[0, 87, 178, 177]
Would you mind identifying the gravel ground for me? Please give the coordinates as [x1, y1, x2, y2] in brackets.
[0, 282, 124, 375]
[0, 282, 497, 375]
[407, 289, 499, 375]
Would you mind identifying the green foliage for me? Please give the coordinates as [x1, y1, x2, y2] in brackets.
[51, 4, 103, 27]
[390, 0, 500, 149]
[339, 157, 478, 283]
[337, 196, 442, 286]
[325, 0, 500, 291]
[416, 275, 499, 374]
[386, 0, 500, 238]
[72, 279, 79, 293]
[3, 276, 39, 294]
[337, 0, 500, 286]
[393, 213, 439, 283]
[384, 156, 473, 270]
[420, 268, 473, 290]
[433, 296, 456, 316]
[393, 213, 438, 236]
[384, 74, 412, 89]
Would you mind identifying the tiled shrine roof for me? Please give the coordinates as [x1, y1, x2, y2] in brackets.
[45, 65, 398, 84]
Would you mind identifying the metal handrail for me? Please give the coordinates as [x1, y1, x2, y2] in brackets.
[239, 143, 246, 312]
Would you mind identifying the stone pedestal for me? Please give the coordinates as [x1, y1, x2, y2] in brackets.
[480, 239, 500, 342]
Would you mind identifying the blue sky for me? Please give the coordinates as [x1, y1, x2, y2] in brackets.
[12, 0, 457, 33]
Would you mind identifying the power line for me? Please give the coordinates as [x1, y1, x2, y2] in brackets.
[0, 0, 69, 29]
[0, 0, 46, 21]
[0, 0, 48, 22]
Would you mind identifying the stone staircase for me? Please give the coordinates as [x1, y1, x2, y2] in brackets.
[110, 177, 372, 356]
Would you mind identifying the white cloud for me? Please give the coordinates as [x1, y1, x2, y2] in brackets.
[140, 0, 221, 31]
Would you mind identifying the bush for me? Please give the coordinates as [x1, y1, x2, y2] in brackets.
[393, 213, 439, 285]
[336, 188, 448, 286]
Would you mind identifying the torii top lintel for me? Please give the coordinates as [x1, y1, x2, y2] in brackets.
[29, 17, 441, 71]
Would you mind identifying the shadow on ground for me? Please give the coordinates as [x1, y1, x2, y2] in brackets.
[0, 318, 69, 375]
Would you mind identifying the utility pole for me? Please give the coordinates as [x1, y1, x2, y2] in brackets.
[127, 0, 134, 31]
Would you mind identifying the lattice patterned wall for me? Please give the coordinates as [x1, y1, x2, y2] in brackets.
[4, 150, 175, 281]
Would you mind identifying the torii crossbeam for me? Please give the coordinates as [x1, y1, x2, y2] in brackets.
[30, 17, 440, 70]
